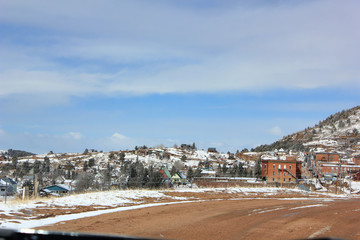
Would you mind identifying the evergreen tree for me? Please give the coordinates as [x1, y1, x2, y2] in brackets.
[187, 167, 194, 181]
[88, 158, 95, 168]
[222, 163, 228, 176]
[66, 170, 71, 179]
[147, 171, 163, 188]
[170, 166, 177, 177]
[43, 156, 50, 173]
[254, 157, 262, 179]
[119, 152, 126, 162]
[127, 162, 138, 188]
[103, 163, 112, 189]
[347, 118, 351, 126]
[231, 164, 238, 177]
[83, 161, 88, 172]
[83, 148, 89, 155]
[353, 128, 359, 136]
[141, 168, 150, 187]
[194, 166, 202, 177]
[192, 142, 196, 150]
[20, 161, 31, 177]
[11, 156, 18, 169]
[243, 168, 249, 177]
[135, 162, 145, 188]
[33, 160, 41, 174]
[238, 162, 244, 177]
[338, 120, 345, 128]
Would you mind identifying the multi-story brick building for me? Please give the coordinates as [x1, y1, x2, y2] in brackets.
[320, 164, 360, 176]
[316, 153, 340, 162]
[261, 159, 302, 183]
[312, 152, 360, 177]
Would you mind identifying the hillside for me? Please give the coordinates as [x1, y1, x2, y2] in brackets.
[253, 106, 360, 154]
[0, 149, 36, 158]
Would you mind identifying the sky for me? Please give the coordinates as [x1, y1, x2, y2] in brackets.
[0, 0, 359, 154]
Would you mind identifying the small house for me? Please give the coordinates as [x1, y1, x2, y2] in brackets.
[208, 148, 218, 153]
[159, 167, 172, 185]
[41, 184, 72, 196]
[0, 178, 17, 196]
[172, 172, 187, 184]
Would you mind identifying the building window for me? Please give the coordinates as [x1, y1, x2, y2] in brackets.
[289, 178, 291, 181]
[273, 164, 275, 169]
[284, 172, 286, 176]
[283, 178, 285, 182]
[289, 165, 292, 170]
[264, 164, 267, 169]
[278, 171, 280, 176]
[272, 178, 274, 181]
[273, 171, 275, 176]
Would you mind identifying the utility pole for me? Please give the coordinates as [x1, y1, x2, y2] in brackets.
[5, 179, 7, 204]
[338, 161, 342, 194]
[280, 167, 283, 188]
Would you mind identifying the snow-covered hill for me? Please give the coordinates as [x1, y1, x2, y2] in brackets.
[253, 106, 360, 154]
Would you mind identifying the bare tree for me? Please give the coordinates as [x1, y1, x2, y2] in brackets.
[75, 173, 94, 192]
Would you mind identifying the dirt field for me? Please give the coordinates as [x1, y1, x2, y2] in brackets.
[38, 198, 360, 240]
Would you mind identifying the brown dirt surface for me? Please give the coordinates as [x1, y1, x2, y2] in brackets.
[2, 189, 323, 222]
[37, 198, 360, 240]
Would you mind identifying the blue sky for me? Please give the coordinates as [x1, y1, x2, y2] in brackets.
[0, 0, 359, 154]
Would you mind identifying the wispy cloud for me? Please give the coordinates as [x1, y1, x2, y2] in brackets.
[63, 132, 83, 140]
[0, 0, 359, 101]
[1, 1, 359, 153]
[111, 132, 127, 142]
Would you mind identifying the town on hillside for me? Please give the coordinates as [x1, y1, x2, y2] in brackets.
[1, 143, 360, 199]
[1, 107, 360, 199]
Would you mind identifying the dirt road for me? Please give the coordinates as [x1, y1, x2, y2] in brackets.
[38, 198, 360, 240]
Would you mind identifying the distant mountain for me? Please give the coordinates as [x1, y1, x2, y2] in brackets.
[252, 106, 360, 154]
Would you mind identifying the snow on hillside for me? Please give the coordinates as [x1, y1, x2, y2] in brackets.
[272, 106, 360, 153]
[313, 107, 360, 139]
[304, 139, 338, 147]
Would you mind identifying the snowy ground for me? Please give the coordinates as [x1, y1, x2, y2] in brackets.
[0, 187, 353, 230]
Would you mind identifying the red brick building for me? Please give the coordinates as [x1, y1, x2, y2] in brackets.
[353, 155, 360, 165]
[320, 164, 360, 176]
[261, 159, 302, 183]
[316, 153, 340, 162]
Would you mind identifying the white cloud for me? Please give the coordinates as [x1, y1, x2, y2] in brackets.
[111, 133, 127, 142]
[269, 126, 283, 137]
[0, 70, 109, 97]
[0, 0, 359, 101]
[63, 132, 83, 140]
